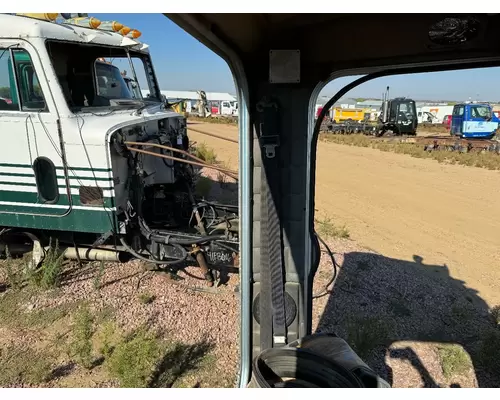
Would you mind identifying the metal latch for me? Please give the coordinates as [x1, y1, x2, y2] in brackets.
[273, 335, 287, 345]
[259, 132, 280, 159]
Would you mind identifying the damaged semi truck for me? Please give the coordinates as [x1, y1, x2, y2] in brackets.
[0, 13, 239, 286]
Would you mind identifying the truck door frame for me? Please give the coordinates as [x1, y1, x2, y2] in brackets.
[450, 104, 464, 136]
[0, 38, 71, 219]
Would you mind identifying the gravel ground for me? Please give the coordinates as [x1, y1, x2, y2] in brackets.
[0, 167, 240, 388]
[311, 236, 500, 388]
[1, 163, 499, 387]
[2, 230, 499, 387]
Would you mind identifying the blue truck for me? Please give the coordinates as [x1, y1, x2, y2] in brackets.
[450, 102, 500, 139]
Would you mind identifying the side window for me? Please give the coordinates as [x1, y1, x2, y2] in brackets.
[33, 157, 59, 203]
[458, 106, 464, 116]
[12, 49, 46, 111]
[0, 48, 19, 111]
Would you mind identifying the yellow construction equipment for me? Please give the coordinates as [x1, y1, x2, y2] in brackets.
[170, 100, 187, 116]
[331, 107, 370, 123]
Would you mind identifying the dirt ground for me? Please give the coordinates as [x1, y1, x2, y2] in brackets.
[185, 120, 500, 387]
[187, 121, 500, 308]
[1, 120, 499, 388]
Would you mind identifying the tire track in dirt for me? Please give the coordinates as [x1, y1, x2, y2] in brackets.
[187, 122, 500, 306]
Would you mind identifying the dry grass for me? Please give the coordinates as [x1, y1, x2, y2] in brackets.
[187, 115, 238, 125]
[437, 344, 472, 379]
[0, 257, 235, 388]
[315, 216, 350, 239]
[192, 142, 217, 164]
[0, 345, 55, 386]
[320, 133, 500, 171]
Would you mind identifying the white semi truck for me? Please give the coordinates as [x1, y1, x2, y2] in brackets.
[0, 13, 239, 280]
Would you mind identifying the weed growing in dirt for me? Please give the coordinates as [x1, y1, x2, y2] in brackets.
[0, 345, 54, 386]
[346, 317, 390, 360]
[93, 261, 106, 291]
[315, 216, 350, 239]
[70, 304, 95, 369]
[195, 176, 213, 198]
[97, 320, 116, 358]
[437, 344, 471, 379]
[320, 134, 500, 171]
[106, 326, 163, 388]
[138, 292, 156, 305]
[2, 247, 24, 291]
[38, 239, 65, 290]
[193, 143, 217, 164]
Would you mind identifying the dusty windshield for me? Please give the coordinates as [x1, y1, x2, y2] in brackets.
[46, 40, 158, 111]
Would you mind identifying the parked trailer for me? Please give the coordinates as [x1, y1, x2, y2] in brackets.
[417, 105, 454, 124]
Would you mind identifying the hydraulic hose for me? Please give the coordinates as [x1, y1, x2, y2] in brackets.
[119, 236, 188, 266]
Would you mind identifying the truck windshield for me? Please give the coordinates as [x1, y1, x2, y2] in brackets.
[398, 102, 415, 116]
[470, 105, 491, 120]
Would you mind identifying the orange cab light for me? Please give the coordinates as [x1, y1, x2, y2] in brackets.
[126, 29, 142, 39]
[62, 17, 101, 29]
[119, 26, 132, 36]
[97, 21, 124, 32]
[16, 13, 59, 21]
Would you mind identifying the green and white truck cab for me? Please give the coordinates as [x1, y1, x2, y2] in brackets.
[0, 13, 238, 277]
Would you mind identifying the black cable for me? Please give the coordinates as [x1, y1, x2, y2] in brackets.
[119, 236, 188, 266]
[166, 234, 227, 245]
[312, 231, 339, 299]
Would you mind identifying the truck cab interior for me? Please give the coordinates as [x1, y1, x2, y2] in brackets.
[165, 14, 500, 387]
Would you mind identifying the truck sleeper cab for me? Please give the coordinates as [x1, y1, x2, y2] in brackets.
[450, 103, 500, 139]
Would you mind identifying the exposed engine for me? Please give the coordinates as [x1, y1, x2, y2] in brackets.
[109, 116, 239, 286]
